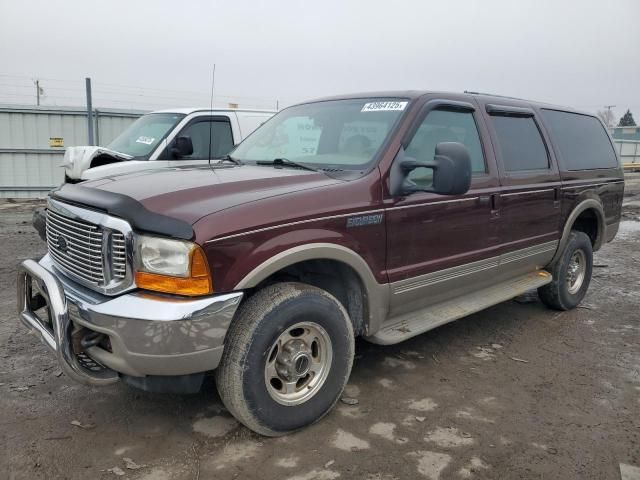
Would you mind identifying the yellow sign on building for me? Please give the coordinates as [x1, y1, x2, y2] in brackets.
[49, 137, 64, 147]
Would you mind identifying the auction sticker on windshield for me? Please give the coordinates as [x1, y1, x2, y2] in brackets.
[361, 101, 407, 112]
[136, 136, 155, 145]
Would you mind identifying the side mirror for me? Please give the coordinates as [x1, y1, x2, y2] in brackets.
[170, 136, 193, 158]
[390, 142, 472, 197]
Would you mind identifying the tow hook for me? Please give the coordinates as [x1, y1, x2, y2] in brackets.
[80, 330, 106, 349]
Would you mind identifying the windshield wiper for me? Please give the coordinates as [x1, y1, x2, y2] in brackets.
[256, 158, 319, 173]
[213, 154, 242, 166]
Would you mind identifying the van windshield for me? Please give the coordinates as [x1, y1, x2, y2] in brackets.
[231, 98, 409, 171]
[106, 113, 185, 159]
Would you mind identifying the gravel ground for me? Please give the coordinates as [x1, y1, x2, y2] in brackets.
[1, 176, 639, 480]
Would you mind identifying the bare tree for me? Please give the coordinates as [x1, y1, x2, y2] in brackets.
[597, 109, 615, 127]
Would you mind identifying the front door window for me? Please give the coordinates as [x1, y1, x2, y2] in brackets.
[174, 119, 234, 160]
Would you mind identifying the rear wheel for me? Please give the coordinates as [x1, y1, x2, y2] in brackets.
[538, 231, 593, 310]
[216, 282, 354, 436]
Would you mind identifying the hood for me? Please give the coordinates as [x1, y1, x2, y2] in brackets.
[82, 165, 342, 224]
[62, 146, 133, 179]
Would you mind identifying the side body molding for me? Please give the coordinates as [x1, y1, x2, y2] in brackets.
[549, 198, 606, 266]
[234, 243, 390, 334]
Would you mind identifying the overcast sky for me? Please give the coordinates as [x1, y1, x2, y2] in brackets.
[1, 0, 639, 119]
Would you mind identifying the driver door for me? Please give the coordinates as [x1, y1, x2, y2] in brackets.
[385, 98, 501, 317]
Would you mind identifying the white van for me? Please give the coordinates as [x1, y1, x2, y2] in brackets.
[63, 108, 275, 182]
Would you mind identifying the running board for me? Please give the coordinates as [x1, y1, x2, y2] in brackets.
[367, 270, 552, 345]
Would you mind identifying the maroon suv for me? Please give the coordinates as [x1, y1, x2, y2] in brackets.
[18, 91, 624, 436]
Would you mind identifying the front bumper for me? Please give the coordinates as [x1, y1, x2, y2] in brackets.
[17, 255, 243, 386]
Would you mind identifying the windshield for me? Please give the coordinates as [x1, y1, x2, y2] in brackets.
[231, 98, 409, 171]
[106, 112, 185, 158]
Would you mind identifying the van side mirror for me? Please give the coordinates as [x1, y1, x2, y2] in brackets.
[390, 142, 472, 197]
[170, 136, 194, 158]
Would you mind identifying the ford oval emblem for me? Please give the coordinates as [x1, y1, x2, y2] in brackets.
[57, 236, 68, 252]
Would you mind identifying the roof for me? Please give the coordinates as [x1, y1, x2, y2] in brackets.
[0, 104, 276, 117]
[297, 90, 591, 116]
[0, 103, 148, 116]
[151, 107, 277, 115]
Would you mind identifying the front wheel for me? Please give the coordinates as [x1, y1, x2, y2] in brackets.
[216, 283, 354, 436]
[538, 231, 593, 310]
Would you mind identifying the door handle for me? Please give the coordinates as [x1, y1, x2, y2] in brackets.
[479, 194, 499, 211]
[479, 193, 500, 219]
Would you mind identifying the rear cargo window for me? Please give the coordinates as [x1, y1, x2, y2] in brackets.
[541, 110, 618, 170]
[491, 116, 549, 171]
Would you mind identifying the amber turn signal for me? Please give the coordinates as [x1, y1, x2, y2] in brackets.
[135, 246, 213, 296]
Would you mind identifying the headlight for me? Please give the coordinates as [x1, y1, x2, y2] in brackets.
[137, 236, 192, 277]
[134, 235, 213, 296]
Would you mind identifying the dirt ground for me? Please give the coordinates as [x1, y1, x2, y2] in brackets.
[1, 176, 639, 480]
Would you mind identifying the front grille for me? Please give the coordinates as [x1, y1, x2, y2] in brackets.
[112, 233, 126, 280]
[46, 209, 105, 284]
[44, 200, 133, 295]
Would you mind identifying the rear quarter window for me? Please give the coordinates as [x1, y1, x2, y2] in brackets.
[541, 109, 618, 170]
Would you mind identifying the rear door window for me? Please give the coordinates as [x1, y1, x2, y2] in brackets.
[490, 116, 549, 171]
[541, 109, 618, 170]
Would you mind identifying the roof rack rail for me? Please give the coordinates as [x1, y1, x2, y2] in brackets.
[463, 90, 527, 102]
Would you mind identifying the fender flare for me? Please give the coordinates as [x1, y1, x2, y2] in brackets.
[234, 243, 389, 334]
[550, 199, 606, 265]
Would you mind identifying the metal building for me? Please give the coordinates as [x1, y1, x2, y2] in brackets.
[610, 126, 640, 167]
[0, 105, 145, 198]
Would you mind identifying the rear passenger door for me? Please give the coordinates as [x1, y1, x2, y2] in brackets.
[481, 103, 561, 276]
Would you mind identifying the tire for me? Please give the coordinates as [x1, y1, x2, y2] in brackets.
[215, 282, 355, 436]
[538, 231, 593, 311]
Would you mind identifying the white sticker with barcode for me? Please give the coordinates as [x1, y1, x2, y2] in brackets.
[361, 101, 408, 112]
[135, 136, 155, 145]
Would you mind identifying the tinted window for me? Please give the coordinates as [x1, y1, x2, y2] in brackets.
[491, 116, 548, 171]
[177, 120, 234, 159]
[541, 110, 617, 170]
[406, 109, 486, 175]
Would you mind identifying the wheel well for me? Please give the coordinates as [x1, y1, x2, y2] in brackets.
[571, 208, 599, 246]
[250, 259, 368, 336]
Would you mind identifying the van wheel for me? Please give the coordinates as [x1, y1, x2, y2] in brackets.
[538, 231, 593, 311]
[215, 282, 354, 436]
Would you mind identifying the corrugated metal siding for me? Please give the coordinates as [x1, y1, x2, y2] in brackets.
[0, 105, 144, 198]
[614, 140, 640, 165]
[0, 152, 64, 198]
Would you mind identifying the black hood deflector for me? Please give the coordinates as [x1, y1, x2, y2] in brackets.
[50, 184, 194, 240]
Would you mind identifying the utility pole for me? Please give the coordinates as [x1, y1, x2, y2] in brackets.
[34, 80, 41, 106]
[604, 105, 616, 127]
[85, 77, 95, 145]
